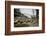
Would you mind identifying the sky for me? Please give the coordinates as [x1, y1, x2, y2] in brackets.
[19, 8, 36, 18]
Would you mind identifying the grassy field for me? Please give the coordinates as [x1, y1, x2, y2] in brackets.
[14, 16, 39, 27]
